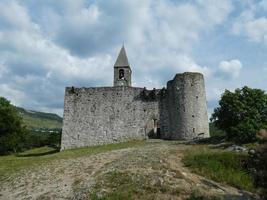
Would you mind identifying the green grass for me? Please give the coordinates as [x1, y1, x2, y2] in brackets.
[186, 192, 222, 200]
[89, 170, 181, 200]
[22, 115, 62, 129]
[182, 146, 255, 192]
[243, 142, 259, 149]
[16, 106, 63, 129]
[0, 140, 147, 180]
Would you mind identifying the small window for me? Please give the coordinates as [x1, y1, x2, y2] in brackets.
[119, 69, 125, 79]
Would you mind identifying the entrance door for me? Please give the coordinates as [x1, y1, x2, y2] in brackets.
[146, 119, 159, 138]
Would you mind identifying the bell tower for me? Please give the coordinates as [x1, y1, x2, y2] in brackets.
[113, 45, 132, 87]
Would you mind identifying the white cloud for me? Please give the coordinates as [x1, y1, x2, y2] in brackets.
[0, 62, 8, 78]
[21, 0, 233, 56]
[133, 54, 212, 89]
[0, 0, 234, 114]
[0, 1, 114, 114]
[232, 0, 267, 45]
[0, 84, 27, 107]
[196, 0, 233, 25]
[0, 0, 34, 31]
[218, 59, 242, 79]
[233, 17, 267, 44]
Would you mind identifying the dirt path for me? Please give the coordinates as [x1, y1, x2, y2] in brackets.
[0, 141, 258, 200]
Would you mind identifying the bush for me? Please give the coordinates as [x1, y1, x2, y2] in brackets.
[23, 130, 61, 149]
[248, 142, 267, 199]
[0, 97, 28, 154]
[229, 122, 257, 144]
[209, 123, 225, 137]
[0, 96, 62, 154]
[187, 193, 221, 200]
[211, 86, 267, 144]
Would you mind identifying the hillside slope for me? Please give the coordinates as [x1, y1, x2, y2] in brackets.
[0, 140, 259, 200]
[16, 107, 63, 130]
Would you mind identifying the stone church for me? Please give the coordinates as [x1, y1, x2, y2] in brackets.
[61, 46, 209, 150]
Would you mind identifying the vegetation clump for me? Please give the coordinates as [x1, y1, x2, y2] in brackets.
[0, 97, 27, 154]
[182, 147, 255, 192]
[211, 86, 267, 143]
[247, 142, 267, 199]
[187, 192, 222, 200]
[0, 96, 62, 155]
[89, 166, 184, 199]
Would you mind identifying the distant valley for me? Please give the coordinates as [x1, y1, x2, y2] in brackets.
[16, 107, 63, 130]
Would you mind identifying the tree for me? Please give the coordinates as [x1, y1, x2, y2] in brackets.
[211, 86, 267, 143]
[0, 97, 27, 154]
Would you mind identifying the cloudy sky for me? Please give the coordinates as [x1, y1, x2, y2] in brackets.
[0, 0, 267, 117]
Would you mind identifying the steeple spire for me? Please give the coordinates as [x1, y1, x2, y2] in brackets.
[113, 45, 132, 87]
[114, 45, 130, 67]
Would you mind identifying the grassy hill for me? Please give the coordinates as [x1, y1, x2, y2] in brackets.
[16, 107, 63, 130]
[0, 140, 259, 199]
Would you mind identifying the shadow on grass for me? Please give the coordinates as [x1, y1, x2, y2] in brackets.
[16, 148, 59, 157]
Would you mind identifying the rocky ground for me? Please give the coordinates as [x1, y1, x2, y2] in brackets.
[0, 140, 259, 200]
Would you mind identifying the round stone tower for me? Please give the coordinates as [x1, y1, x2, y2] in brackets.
[166, 72, 209, 139]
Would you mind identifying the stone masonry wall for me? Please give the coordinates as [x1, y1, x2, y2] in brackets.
[61, 72, 210, 150]
[165, 72, 210, 139]
[61, 86, 160, 150]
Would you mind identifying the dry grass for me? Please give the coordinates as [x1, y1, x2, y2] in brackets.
[0, 140, 147, 179]
[0, 140, 260, 200]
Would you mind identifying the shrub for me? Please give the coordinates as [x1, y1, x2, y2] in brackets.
[0, 96, 62, 154]
[0, 97, 28, 154]
[209, 122, 225, 137]
[211, 86, 267, 144]
[248, 142, 267, 199]
[229, 121, 257, 144]
[23, 130, 61, 149]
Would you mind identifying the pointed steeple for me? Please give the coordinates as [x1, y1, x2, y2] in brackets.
[113, 45, 132, 87]
[114, 45, 130, 67]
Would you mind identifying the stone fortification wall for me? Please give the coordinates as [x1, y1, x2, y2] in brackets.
[164, 72, 210, 139]
[61, 86, 160, 150]
[61, 72, 210, 150]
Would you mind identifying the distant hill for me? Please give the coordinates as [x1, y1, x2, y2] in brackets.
[16, 107, 63, 130]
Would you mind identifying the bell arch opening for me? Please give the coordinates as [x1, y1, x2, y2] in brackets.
[119, 69, 125, 79]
